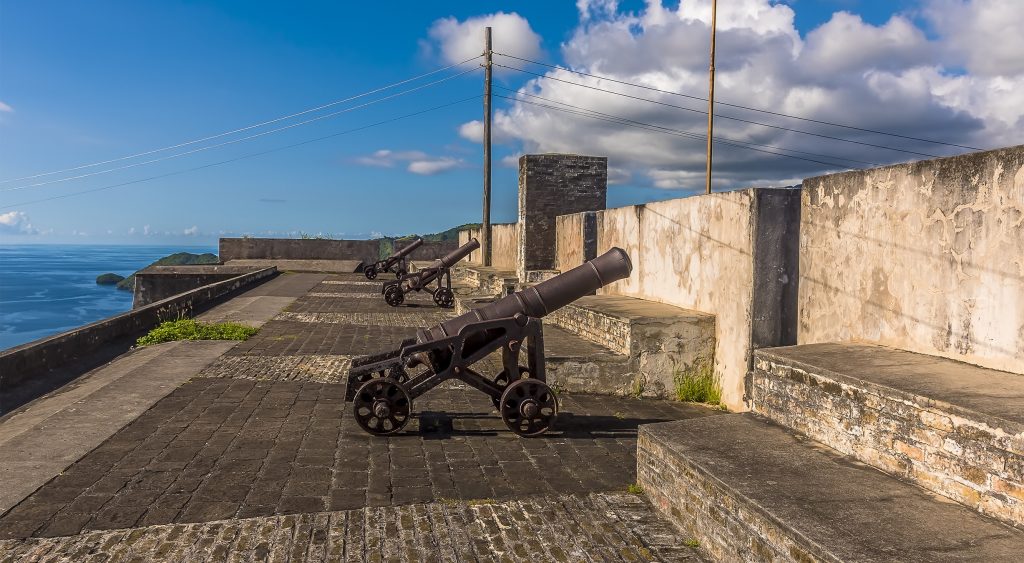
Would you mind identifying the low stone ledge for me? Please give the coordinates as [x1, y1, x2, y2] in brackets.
[638, 414, 1024, 562]
[548, 295, 716, 400]
[752, 342, 1024, 528]
[133, 265, 264, 308]
[0, 267, 277, 392]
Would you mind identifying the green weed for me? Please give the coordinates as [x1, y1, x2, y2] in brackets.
[137, 319, 258, 347]
[674, 362, 722, 406]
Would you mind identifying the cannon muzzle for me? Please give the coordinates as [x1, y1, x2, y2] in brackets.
[418, 247, 631, 343]
[390, 237, 424, 260]
[434, 238, 480, 269]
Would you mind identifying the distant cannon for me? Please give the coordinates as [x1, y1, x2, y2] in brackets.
[364, 237, 423, 280]
[347, 247, 633, 436]
[380, 238, 479, 308]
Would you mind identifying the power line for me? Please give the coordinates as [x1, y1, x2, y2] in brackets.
[0, 55, 484, 185]
[496, 85, 878, 167]
[1, 96, 482, 210]
[494, 51, 984, 152]
[494, 93, 858, 170]
[2, 67, 481, 193]
[494, 62, 944, 159]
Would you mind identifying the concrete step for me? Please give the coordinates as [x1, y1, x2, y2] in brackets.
[752, 342, 1024, 528]
[639, 413, 1024, 562]
[548, 295, 715, 399]
[453, 265, 517, 297]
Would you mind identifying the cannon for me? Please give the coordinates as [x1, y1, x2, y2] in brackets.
[347, 247, 632, 436]
[380, 238, 479, 308]
[364, 237, 423, 280]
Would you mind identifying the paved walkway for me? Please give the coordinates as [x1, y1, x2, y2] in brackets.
[0, 273, 717, 561]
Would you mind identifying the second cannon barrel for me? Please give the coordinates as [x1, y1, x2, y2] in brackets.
[418, 247, 632, 343]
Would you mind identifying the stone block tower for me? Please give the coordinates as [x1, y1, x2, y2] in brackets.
[517, 154, 608, 280]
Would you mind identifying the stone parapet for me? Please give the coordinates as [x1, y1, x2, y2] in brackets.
[752, 342, 1024, 528]
[639, 414, 1024, 562]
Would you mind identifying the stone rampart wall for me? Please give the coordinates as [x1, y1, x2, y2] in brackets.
[800, 145, 1024, 374]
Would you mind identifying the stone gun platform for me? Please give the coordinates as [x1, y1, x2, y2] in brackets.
[0, 272, 719, 561]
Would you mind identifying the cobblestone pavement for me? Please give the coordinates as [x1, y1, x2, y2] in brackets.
[0, 493, 705, 562]
[0, 273, 717, 560]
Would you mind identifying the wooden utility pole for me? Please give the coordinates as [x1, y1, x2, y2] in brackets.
[481, 26, 493, 266]
[704, 0, 717, 195]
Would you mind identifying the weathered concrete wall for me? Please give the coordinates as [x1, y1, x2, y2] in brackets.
[800, 145, 1024, 374]
[0, 267, 277, 392]
[378, 239, 459, 263]
[133, 265, 263, 308]
[555, 212, 599, 271]
[220, 238, 380, 263]
[459, 224, 518, 271]
[564, 188, 800, 410]
[518, 154, 607, 278]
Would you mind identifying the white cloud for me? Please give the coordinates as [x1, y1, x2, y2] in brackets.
[465, 0, 1021, 192]
[408, 157, 463, 175]
[0, 101, 12, 113]
[183, 226, 199, 236]
[0, 211, 37, 235]
[427, 12, 542, 65]
[355, 149, 464, 175]
[355, 149, 428, 167]
[143, 224, 152, 236]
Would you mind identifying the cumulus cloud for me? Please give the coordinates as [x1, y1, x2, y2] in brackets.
[354, 149, 465, 175]
[458, 0, 1020, 192]
[0, 211, 37, 235]
[408, 158, 462, 175]
[0, 101, 12, 113]
[183, 226, 199, 236]
[355, 149, 428, 167]
[426, 12, 542, 66]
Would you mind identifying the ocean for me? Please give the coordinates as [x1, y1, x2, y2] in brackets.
[0, 244, 217, 351]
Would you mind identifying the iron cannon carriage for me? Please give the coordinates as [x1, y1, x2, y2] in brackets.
[364, 237, 423, 280]
[380, 238, 479, 308]
[347, 247, 633, 437]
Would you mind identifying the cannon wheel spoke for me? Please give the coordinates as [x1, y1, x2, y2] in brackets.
[364, 266, 378, 280]
[499, 379, 557, 437]
[432, 287, 455, 308]
[491, 366, 531, 409]
[353, 378, 412, 435]
[384, 285, 405, 307]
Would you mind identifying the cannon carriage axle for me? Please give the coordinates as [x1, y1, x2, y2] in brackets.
[347, 247, 633, 437]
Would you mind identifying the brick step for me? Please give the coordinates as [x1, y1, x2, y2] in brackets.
[452, 265, 517, 297]
[639, 413, 1024, 562]
[752, 343, 1024, 528]
[548, 295, 716, 399]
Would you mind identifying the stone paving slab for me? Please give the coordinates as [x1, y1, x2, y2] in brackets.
[0, 341, 235, 516]
[0, 493, 706, 562]
[227, 320, 419, 357]
[196, 354, 352, 383]
[0, 376, 717, 539]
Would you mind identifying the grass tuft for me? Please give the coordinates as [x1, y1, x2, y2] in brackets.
[684, 539, 700, 548]
[674, 361, 722, 406]
[137, 319, 258, 347]
[626, 483, 644, 495]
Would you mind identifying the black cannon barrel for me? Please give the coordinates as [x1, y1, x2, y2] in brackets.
[418, 247, 631, 343]
[390, 237, 424, 260]
[433, 238, 480, 270]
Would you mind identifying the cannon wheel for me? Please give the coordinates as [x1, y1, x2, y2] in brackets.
[353, 378, 412, 435]
[492, 366, 530, 409]
[395, 268, 407, 279]
[433, 287, 455, 308]
[364, 266, 378, 280]
[383, 285, 405, 307]
[499, 378, 558, 437]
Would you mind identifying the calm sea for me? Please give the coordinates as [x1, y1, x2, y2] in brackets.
[0, 244, 217, 351]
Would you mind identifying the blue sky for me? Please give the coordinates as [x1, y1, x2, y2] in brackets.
[0, 0, 1015, 244]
